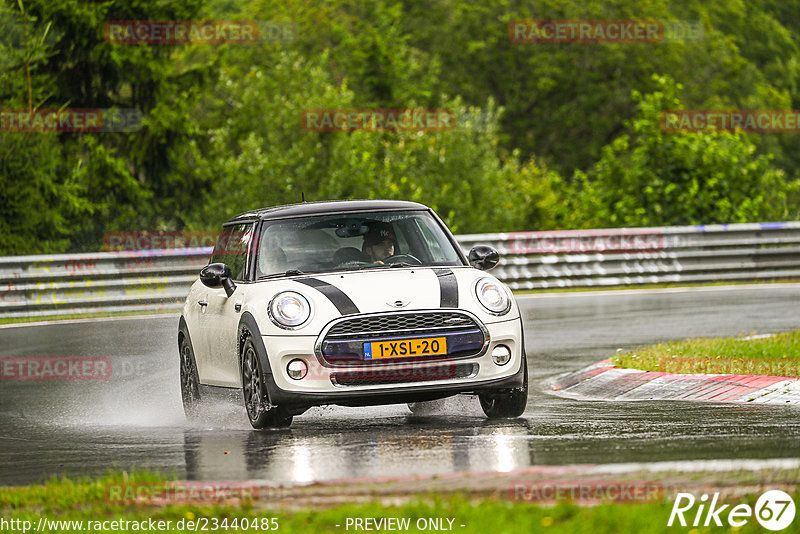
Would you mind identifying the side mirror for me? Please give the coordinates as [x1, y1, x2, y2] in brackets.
[200, 263, 236, 297]
[468, 245, 500, 271]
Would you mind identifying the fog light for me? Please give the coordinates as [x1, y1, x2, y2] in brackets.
[491, 345, 512, 366]
[287, 359, 308, 380]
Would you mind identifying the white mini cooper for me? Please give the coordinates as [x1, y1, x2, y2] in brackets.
[178, 200, 527, 428]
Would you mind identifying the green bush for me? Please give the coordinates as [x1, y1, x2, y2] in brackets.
[563, 75, 800, 228]
[175, 50, 563, 233]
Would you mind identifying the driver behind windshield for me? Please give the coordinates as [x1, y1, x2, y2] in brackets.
[363, 225, 396, 264]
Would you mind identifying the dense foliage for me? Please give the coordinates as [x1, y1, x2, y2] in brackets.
[2, 0, 800, 253]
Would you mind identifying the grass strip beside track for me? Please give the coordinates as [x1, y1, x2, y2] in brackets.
[612, 329, 800, 377]
[2, 470, 800, 533]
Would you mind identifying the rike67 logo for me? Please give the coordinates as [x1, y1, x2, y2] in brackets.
[669, 490, 796, 531]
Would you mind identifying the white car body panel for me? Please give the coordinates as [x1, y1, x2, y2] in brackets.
[184, 266, 522, 392]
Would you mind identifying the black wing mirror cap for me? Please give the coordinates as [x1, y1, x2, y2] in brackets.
[468, 245, 500, 271]
[200, 263, 236, 297]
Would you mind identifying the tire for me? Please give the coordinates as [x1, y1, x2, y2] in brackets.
[179, 332, 202, 421]
[479, 353, 528, 419]
[240, 335, 293, 429]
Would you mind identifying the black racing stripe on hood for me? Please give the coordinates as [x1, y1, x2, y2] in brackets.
[295, 278, 360, 315]
[433, 268, 458, 308]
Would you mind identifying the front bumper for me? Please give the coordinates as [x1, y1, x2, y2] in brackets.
[267, 367, 526, 410]
[262, 315, 525, 409]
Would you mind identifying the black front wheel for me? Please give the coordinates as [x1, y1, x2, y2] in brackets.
[179, 333, 202, 421]
[241, 336, 293, 429]
[479, 354, 528, 419]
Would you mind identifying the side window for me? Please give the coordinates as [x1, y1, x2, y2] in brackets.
[210, 223, 253, 281]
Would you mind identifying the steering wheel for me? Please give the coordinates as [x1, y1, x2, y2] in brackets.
[382, 253, 422, 265]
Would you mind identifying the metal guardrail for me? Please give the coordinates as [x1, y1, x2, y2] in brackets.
[2, 221, 799, 318]
[458, 221, 800, 290]
[0, 248, 209, 318]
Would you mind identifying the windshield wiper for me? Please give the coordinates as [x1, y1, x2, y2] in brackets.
[259, 269, 306, 280]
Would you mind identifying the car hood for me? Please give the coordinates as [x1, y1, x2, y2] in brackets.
[303, 267, 455, 311]
[248, 266, 518, 335]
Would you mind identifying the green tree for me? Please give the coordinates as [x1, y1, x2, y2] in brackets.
[0, 2, 89, 254]
[173, 48, 563, 233]
[0, 0, 210, 252]
[564, 76, 800, 228]
[396, 0, 800, 178]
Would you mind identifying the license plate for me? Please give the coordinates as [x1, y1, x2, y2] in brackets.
[363, 337, 447, 359]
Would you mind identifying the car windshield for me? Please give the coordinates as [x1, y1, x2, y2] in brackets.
[255, 210, 464, 278]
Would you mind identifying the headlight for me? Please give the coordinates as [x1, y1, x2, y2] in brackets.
[475, 277, 511, 315]
[269, 291, 311, 328]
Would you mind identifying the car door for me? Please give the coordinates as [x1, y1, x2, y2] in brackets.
[185, 278, 211, 380]
[202, 222, 254, 387]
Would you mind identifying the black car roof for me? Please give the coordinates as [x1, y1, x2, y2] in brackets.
[224, 199, 430, 225]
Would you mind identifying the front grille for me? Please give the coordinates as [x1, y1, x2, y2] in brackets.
[326, 311, 480, 337]
[331, 363, 478, 387]
[318, 311, 488, 366]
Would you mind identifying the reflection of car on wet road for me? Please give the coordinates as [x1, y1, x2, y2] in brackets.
[178, 200, 527, 429]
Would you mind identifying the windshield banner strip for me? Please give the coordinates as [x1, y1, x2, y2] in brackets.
[433, 268, 459, 308]
[295, 278, 360, 315]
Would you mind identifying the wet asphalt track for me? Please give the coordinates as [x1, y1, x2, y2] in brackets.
[1, 284, 800, 486]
